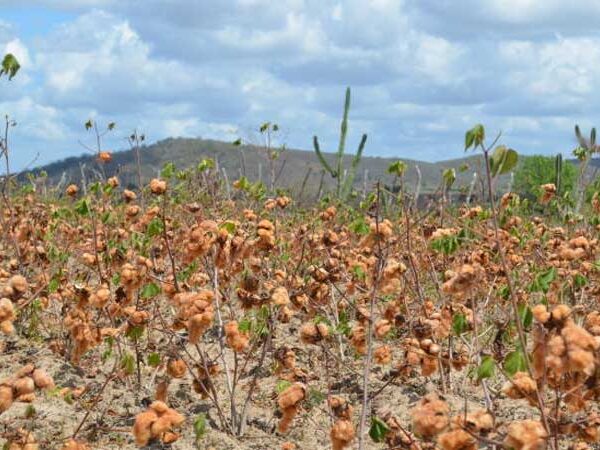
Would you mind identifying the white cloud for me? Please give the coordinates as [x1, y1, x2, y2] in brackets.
[3, 0, 600, 168]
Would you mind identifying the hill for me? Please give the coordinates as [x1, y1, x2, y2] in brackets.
[24, 137, 495, 198]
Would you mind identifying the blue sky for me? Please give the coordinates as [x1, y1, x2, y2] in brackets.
[1, 0, 600, 170]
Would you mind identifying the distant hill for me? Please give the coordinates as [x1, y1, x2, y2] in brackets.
[23, 137, 508, 198]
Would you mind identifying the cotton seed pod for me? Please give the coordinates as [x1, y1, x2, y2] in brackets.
[32, 369, 54, 389]
[123, 189, 137, 202]
[97, 151, 113, 163]
[150, 178, 167, 195]
[277, 383, 306, 433]
[9, 275, 28, 295]
[271, 286, 290, 306]
[300, 322, 329, 345]
[60, 439, 89, 450]
[14, 377, 35, 396]
[504, 420, 547, 450]
[224, 321, 249, 352]
[66, 184, 79, 197]
[330, 419, 355, 450]
[0, 384, 13, 412]
[132, 410, 158, 446]
[411, 393, 450, 438]
[167, 359, 186, 379]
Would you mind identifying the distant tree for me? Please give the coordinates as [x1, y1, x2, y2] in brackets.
[513, 155, 576, 199]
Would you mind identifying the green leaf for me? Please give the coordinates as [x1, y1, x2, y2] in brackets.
[74, 199, 90, 216]
[477, 356, 495, 380]
[238, 318, 252, 333]
[0, 53, 20, 80]
[351, 265, 367, 281]
[161, 162, 176, 179]
[529, 267, 556, 293]
[442, 168, 456, 189]
[431, 234, 459, 255]
[452, 313, 468, 336]
[194, 413, 207, 440]
[84, 119, 93, 130]
[350, 217, 370, 235]
[275, 380, 292, 393]
[48, 277, 60, 294]
[369, 416, 390, 443]
[307, 388, 326, 409]
[387, 160, 407, 177]
[121, 353, 136, 375]
[197, 158, 215, 171]
[465, 124, 485, 150]
[232, 138, 242, 146]
[147, 217, 164, 237]
[219, 221, 236, 234]
[490, 145, 518, 177]
[518, 304, 533, 329]
[126, 325, 144, 340]
[140, 282, 160, 299]
[504, 350, 527, 376]
[573, 273, 588, 289]
[148, 353, 161, 367]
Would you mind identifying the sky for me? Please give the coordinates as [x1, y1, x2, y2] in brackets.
[1, 0, 600, 171]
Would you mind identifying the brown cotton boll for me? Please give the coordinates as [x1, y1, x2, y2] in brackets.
[278, 383, 306, 410]
[532, 304, 550, 324]
[504, 420, 547, 450]
[374, 345, 392, 365]
[32, 369, 54, 389]
[126, 205, 140, 217]
[60, 439, 89, 450]
[150, 178, 167, 195]
[150, 400, 169, 414]
[421, 355, 439, 377]
[330, 419, 355, 450]
[16, 392, 36, 402]
[15, 364, 35, 379]
[155, 380, 169, 402]
[503, 372, 537, 404]
[9, 275, 28, 295]
[0, 384, 13, 412]
[162, 408, 185, 428]
[328, 396, 353, 420]
[300, 322, 329, 345]
[123, 189, 137, 202]
[437, 429, 475, 450]
[150, 416, 172, 436]
[411, 393, 450, 438]
[167, 359, 186, 379]
[278, 404, 299, 434]
[90, 287, 110, 308]
[271, 286, 290, 306]
[66, 184, 79, 197]
[162, 432, 179, 444]
[188, 313, 210, 344]
[551, 304, 572, 322]
[132, 410, 158, 447]
[569, 349, 595, 376]
[105, 176, 119, 188]
[0, 297, 14, 319]
[14, 377, 35, 396]
[374, 319, 392, 338]
[0, 320, 14, 334]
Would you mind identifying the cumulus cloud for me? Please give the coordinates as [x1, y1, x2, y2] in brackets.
[0, 0, 597, 169]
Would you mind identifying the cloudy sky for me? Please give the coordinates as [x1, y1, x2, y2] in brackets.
[0, 0, 598, 170]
